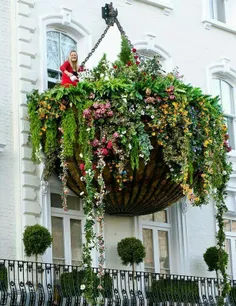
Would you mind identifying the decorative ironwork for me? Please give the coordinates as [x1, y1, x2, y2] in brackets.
[0, 259, 235, 305]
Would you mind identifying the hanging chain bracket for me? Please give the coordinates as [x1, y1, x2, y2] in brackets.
[81, 3, 133, 66]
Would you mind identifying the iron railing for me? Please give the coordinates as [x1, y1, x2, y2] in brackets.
[0, 259, 236, 306]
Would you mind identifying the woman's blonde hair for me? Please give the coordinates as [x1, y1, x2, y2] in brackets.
[68, 50, 78, 71]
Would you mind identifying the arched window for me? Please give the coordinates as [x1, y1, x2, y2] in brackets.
[47, 30, 77, 88]
[212, 78, 235, 149]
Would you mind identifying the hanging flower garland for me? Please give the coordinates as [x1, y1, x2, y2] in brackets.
[27, 37, 232, 304]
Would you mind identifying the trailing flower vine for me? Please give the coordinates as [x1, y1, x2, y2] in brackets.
[27, 37, 232, 304]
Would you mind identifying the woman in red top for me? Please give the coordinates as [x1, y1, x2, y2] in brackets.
[60, 50, 79, 87]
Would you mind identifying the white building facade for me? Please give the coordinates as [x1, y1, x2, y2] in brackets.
[1, 0, 236, 281]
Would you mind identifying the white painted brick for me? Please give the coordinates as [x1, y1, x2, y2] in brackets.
[19, 41, 36, 58]
[21, 132, 30, 145]
[18, 28, 32, 42]
[21, 119, 30, 133]
[19, 93, 27, 106]
[18, 16, 36, 32]
[22, 160, 36, 173]
[22, 173, 40, 188]
[23, 186, 37, 200]
[18, 3, 31, 17]
[20, 81, 33, 93]
[17, 0, 35, 8]
[23, 200, 41, 216]
[22, 145, 32, 159]
[20, 67, 37, 84]
[19, 54, 32, 69]
[20, 105, 29, 120]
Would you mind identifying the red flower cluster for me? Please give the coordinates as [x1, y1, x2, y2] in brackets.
[92, 137, 114, 157]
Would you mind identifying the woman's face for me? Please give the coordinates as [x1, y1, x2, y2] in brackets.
[70, 52, 77, 62]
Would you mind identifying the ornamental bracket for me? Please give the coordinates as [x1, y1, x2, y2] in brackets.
[102, 3, 118, 26]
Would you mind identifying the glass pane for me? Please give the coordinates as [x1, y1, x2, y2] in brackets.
[158, 231, 170, 272]
[224, 219, 231, 231]
[225, 116, 235, 149]
[47, 69, 60, 80]
[61, 33, 77, 64]
[140, 214, 153, 221]
[209, 0, 215, 18]
[70, 219, 82, 266]
[225, 239, 232, 277]
[216, 0, 226, 23]
[221, 80, 233, 114]
[232, 221, 236, 232]
[51, 216, 65, 264]
[47, 32, 60, 70]
[51, 193, 80, 211]
[143, 229, 155, 273]
[153, 210, 168, 223]
[212, 78, 221, 98]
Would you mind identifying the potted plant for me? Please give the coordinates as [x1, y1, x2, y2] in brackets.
[22, 224, 53, 262]
[117, 237, 146, 274]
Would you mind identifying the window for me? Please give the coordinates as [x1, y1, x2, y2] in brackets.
[137, 48, 165, 71]
[209, 0, 236, 26]
[212, 78, 235, 149]
[140, 210, 171, 274]
[47, 31, 77, 88]
[210, 0, 226, 23]
[224, 218, 236, 279]
[51, 193, 83, 266]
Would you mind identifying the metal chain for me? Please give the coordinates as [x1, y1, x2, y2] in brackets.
[81, 25, 111, 66]
[81, 16, 135, 66]
[114, 18, 133, 49]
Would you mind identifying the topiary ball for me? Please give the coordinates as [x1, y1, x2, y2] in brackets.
[23, 224, 53, 258]
[203, 246, 228, 272]
[117, 237, 146, 266]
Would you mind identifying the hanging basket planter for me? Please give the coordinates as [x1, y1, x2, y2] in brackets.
[27, 6, 232, 302]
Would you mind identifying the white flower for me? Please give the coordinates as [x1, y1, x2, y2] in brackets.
[128, 144, 132, 149]
[80, 284, 86, 290]
[80, 191, 84, 196]
[141, 110, 145, 115]
[222, 171, 227, 175]
[122, 130, 126, 134]
[87, 216, 93, 220]
[151, 115, 154, 119]
[100, 73, 105, 78]
[79, 153, 83, 158]
[86, 128, 91, 132]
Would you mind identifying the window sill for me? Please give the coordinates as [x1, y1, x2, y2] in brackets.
[126, 0, 173, 15]
[202, 18, 236, 35]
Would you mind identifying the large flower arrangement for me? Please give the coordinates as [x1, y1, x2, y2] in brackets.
[27, 37, 232, 304]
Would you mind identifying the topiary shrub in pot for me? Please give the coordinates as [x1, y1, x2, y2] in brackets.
[23, 224, 53, 262]
[117, 237, 146, 275]
[203, 246, 228, 279]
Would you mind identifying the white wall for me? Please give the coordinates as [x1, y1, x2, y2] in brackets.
[0, 0, 16, 259]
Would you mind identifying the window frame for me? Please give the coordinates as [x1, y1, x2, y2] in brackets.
[211, 76, 236, 150]
[140, 209, 172, 273]
[224, 217, 236, 279]
[46, 29, 77, 88]
[51, 205, 84, 266]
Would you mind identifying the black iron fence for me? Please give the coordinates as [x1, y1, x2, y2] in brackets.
[0, 259, 236, 306]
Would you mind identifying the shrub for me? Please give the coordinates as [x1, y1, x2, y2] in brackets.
[148, 278, 200, 304]
[0, 263, 7, 290]
[60, 270, 112, 298]
[117, 237, 146, 267]
[22, 224, 53, 261]
[203, 246, 228, 273]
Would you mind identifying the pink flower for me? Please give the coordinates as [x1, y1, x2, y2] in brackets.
[105, 102, 111, 109]
[113, 65, 117, 69]
[93, 102, 99, 109]
[113, 132, 119, 138]
[101, 137, 106, 144]
[91, 139, 99, 147]
[107, 141, 113, 150]
[134, 55, 139, 59]
[83, 109, 91, 118]
[102, 148, 109, 156]
[132, 48, 136, 53]
[169, 95, 175, 100]
[97, 285, 103, 290]
[79, 163, 85, 171]
[107, 110, 113, 117]
[136, 61, 140, 65]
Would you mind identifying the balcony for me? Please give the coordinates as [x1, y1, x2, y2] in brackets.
[0, 259, 236, 305]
